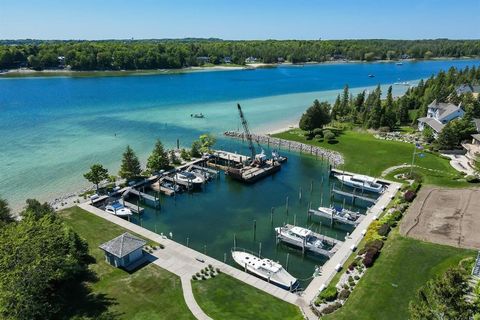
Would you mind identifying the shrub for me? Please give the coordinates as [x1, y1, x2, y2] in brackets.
[404, 190, 416, 202]
[377, 223, 391, 237]
[313, 128, 323, 136]
[338, 289, 350, 300]
[363, 246, 380, 268]
[342, 284, 349, 290]
[348, 260, 358, 271]
[348, 275, 354, 283]
[354, 275, 360, 280]
[196, 272, 200, 277]
[365, 239, 384, 252]
[208, 264, 213, 270]
[306, 135, 313, 140]
[319, 286, 338, 302]
[322, 302, 342, 315]
[466, 175, 480, 183]
[216, 268, 221, 273]
[323, 130, 335, 141]
[192, 275, 197, 280]
[315, 134, 323, 141]
[304, 132, 313, 139]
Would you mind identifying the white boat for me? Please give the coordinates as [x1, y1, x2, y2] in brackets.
[316, 206, 361, 224]
[335, 174, 383, 193]
[274, 225, 335, 257]
[271, 149, 287, 163]
[174, 171, 204, 185]
[396, 62, 403, 65]
[105, 202, 133, 217]
[232, 251, 298, 290]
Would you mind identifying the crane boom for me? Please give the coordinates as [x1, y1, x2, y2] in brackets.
[237, 103, 256, 162]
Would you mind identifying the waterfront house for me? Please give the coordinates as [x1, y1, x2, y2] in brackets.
[456, 84, 480, 98]
[196, 56, 210, 64]
[99, 232, 146, 270]
[277, 57, 285, 63]
[417, 100, 465, 137]
[245, 56, 258, 63]
[223, 56, 232, 64]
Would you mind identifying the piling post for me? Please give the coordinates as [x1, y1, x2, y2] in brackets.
[258, 242, 262, 257]
[253, 220, 257, 240]
[204, 245, 207, 254]
[270, 207, 274, 224]
[224, 252, 227, 263]
[299, 187, 302, 201]
[310, 180, 313, 194]
[186, 237, 189, 247]
[285, 196, 289, 217]
[233, 234, 237, 250]
[293, 214, 296, 226]
[285, 253, 290, 271]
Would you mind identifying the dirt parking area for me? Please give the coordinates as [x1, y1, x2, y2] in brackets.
[400, 187, 480, 249]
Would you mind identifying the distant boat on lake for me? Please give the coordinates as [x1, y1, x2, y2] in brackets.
[368, 74, 375, 78]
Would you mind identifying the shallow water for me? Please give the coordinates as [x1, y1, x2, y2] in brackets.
[2, 60, 480, 210]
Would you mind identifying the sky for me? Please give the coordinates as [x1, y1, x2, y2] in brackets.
[1, 0, 479, 40]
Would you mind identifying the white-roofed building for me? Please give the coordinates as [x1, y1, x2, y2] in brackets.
[417, 99, 465, 137]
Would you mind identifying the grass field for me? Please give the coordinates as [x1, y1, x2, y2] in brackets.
[192, 273, 303, 320]
[60, 206, 195, 320]
[323, 230, 475, 320]
[273, 129, 469, 187]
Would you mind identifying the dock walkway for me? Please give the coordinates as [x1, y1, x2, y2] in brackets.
[301, 178, 401, 303]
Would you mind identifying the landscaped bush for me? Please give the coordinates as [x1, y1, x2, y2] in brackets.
[192, 275, 197, 280]
[354, 275, 360, 280]
[323, 130, 336, 141]
[319, 286, 338, 302]
[363, 246, 380, 268]
[365, 239, 384, 252]
[338, 289, 351, 300]
[313, 128, 323, 136]
[348, 260, 358, 270]
[321, 302, 342, 315]
[466, 175, 480, 183]
[315, 134, 323, 141]
[377, 223, 391, 237]
[404, 190, 416, 202]
[304, 132, 313, 140]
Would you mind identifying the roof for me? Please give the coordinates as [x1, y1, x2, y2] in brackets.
[418, 117, 445, 133]
[457, 84, 480, 95]
[99, 232, 146, 258]
[472, 134, 480, 142]
[427, 100, 463, 121]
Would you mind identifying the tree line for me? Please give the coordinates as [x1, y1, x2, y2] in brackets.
[299, 66, 480, 149]
[1, 39, 480, 70]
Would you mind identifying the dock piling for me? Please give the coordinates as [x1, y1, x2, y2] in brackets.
[253, 220, 257, 240]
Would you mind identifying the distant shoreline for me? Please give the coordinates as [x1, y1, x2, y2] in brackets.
[1, 57, 478, 78]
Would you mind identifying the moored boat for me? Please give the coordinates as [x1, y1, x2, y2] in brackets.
[335, 174, 383, 193]
[231, 250, 298, 291]
[105, 201, 133, 217]
[174, 171, 204, 185]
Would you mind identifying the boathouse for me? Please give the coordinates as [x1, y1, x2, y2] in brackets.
[99, 232, 146, 269]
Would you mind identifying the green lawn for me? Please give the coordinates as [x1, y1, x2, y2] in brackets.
[323, 230, 475, 320]
[273, 129, 468, 187]
[192, 273, 303, 320]
[60, 206, 195, 320]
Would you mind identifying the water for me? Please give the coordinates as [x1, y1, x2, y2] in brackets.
[3, 59, 480, 286]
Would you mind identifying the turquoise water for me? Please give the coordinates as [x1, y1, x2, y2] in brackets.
[1, 59, 479, 211]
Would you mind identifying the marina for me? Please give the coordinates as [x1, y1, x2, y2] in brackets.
[308, 206, 364, 227]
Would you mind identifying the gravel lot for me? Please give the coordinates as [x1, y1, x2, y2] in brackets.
[400, 187, 480, 249]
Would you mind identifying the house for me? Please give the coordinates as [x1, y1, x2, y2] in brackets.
[462, 118, 480, 168]
[417, 99, 465, 137]
[462, 134, 480, 168]
[57, 56, 65, 68]
[99, 232, 146, 270]
[277, 57, 285, 63]
[245, 56, 257, 63]
[223, 56, 232, 64]
[196, 56, 210, 64]
[456, 84, 480, 98]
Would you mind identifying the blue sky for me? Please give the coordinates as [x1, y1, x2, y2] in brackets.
[1, 0, 479, 40]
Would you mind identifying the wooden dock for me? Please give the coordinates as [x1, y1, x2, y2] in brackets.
[150, 181, 175, 196]
[123, 187, 160, 207]
[331, 187, 377, 205]
[121, 199, 145, 214]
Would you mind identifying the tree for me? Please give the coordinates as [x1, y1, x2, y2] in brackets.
[146, 139, 169, 173]
[198, 134, 216, 154]
[436, 117, 476, 149]
[83, 163, 109, 192]
[190, 140, 202, 158]
[0, 206, 89, 320]
[118, 145, 141, 180]
[21, 199, 55, 220]
[299, 99, 331, 132]
[409, 268, 474, 320]
[422, 126, 435, 143]
[0, 197, 13, 226]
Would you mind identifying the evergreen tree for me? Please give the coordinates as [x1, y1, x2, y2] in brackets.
[299, 99, 331, 132]
[146, 139, 169, 173]
[0, 197, 13, 226]
[119, 145, 141, 180]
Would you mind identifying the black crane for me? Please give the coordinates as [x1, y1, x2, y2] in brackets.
[236, 103, 256, 163]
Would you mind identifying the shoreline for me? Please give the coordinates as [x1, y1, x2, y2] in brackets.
[1, 56, 478, 79]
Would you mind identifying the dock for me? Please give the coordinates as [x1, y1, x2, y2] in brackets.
[150, 181, 175, 196]
[331, 187, 377, 205]
[162, 175, 193, 189]
[227, 161, 281, 183]
[123, 187, 160, 207]
[277, 224, 343, 258]
[121, 199, 145, 214]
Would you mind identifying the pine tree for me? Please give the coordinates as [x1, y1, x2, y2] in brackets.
[146, 139, 169, 173]
[83, 164, 109, 192]
[119, 145, 141, 180]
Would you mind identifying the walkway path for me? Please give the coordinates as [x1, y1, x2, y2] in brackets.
[78, 203, 303, 319]
[301, 177, 401, 303]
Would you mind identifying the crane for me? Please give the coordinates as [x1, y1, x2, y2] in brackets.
[236, 103, 256, 163]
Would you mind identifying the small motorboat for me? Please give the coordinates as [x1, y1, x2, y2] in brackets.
[368, 74, 375, 78]
[105, 201, 133, 217]
[174, 171, 205, 185]
[335, 174, 383, 193]
[191, 113, 205, 118]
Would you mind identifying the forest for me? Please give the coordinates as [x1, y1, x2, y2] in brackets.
[1, 39, 480, 70]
